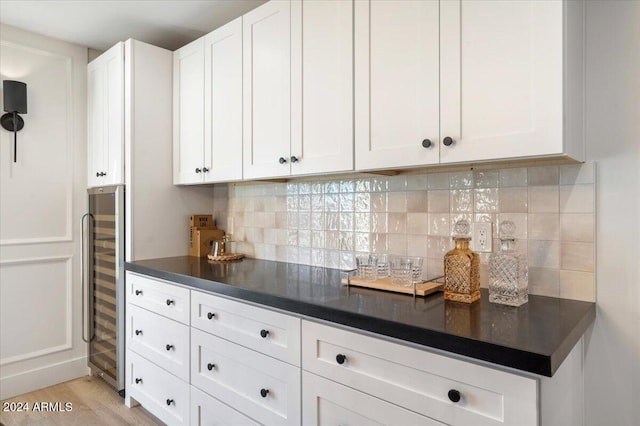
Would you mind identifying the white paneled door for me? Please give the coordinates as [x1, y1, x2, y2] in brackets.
[0, 24, 88, 399]
[355, 0, 440, 171]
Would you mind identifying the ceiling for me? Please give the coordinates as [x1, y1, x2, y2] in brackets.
[0, 0, 267, 52]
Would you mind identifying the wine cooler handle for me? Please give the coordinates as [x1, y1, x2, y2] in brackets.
[81, 212, 96, 343]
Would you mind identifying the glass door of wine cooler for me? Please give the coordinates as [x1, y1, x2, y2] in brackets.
[82, 185, 124, 393]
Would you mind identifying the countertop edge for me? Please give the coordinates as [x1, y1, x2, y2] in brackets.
[125, 262, 595, 377]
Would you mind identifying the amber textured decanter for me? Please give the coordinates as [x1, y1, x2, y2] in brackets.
[488, 220, 528, 306]
[444, 220, 480, 303]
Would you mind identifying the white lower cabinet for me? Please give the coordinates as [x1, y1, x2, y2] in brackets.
[191, 328, 301, 426]
[302, 320, 537, 426]
[303, 371, 444, 426]
[190, 386, 259, 426]
[128, 351, 190, 425]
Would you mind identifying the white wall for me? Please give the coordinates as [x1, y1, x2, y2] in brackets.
[584, 1, 640, 425]
[0, 24, 89, 399]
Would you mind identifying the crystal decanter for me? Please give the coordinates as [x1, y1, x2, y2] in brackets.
[444, 220, 480, 303]
[488, 220, 528, 306]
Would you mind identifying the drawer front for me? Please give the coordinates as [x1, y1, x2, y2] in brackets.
[128, 303, 190, 380]
[191, 289, 301, 365]
[127, 350, 190, 425]
[302, 320, 538, 426]
[191, 328, 301, 426]
[303, 371, 444, 426]
[190, 386, 260, 426]
[126, 271, 189, 324]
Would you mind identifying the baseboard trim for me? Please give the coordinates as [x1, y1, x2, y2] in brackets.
[0, 356, 90, 400]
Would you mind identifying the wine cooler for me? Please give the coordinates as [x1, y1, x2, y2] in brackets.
[81, 185, 125, 394]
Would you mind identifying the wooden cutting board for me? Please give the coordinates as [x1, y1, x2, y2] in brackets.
[341, 276, 443, 297]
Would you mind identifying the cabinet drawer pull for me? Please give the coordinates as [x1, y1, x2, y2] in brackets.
[422, 139, 432, 148]
[195, 168, 202, 173]
[260, 388, 269, 398]
[166, 399, 174, 406]
[207, 363, 216, 371]
[166, 299, 175, 306]
[260, 329, 269, 338]
[443, 136, 454, 146]
[202, 167, 209, 173]
[278, 157, 287, 164]
[135, 289, 142, 296]
[290, 155, 299, 163]
[135, 378, 142, 384]
[336, 354, 347, 365]
[207, 312, 216, 320]
[166, 344, 174, 351]
[135, 329, 142, 336]
[448, 389, 461, 403]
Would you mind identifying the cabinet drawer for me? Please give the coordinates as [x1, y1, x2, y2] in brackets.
[303, 371, 443, 426]
[127, 350, 190, 425]
[126, 272, 189, 324]
[302, 320, 537, 426]
[127, 304, 189, 381]
[191, 290, 301, 365]
[190, 386, 260, 426]
[191, 328, 300, 426]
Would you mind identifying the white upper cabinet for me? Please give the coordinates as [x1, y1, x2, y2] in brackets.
[87, 42, 124, 187]
[204, 17, 243, 182]
[173, 38, 205, 184]
[355, 0, 584, 171]
[173, 19, 243, 185]
[355, 0, 440, 171]
[243, 0, 291, 179]
[290, 0, 353, 176]
[439, 0, 581, 164]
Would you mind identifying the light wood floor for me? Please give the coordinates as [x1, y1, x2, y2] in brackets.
[0, 376, 162, 426]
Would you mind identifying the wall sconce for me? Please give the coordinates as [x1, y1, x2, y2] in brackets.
[1, 80, 28, 163]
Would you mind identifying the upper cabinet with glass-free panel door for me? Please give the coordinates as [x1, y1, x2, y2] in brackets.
[439, 0, 584, 164]
[87, 42, 124, 187]
[354, 0, 440, 171]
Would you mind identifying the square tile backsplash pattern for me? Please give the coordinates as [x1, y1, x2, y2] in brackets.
[213, 163, 596, 302]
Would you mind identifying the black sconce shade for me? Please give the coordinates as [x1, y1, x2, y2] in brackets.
[3, 80, 28, 113]
[1, 80, 28, 162]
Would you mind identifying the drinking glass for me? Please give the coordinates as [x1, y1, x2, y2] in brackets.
[409, 256, 424, 283]
[356, 255, 378, 282]
[389, 257, 413, 287]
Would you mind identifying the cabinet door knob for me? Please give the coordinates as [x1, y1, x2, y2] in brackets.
[135, 378, 142, 384]
[448, 389, 461, 403]
[135, 289, 142, 296]
[207, 363, 216, 371]
[278, 157, 287, 164]
[166, 399, 174, 406]
[260, 388, 270, 398]
[336, 354, 347, 365]
[166, 299, 175, 306]
[422, 139, 432, 148]
[195, 168, 202, 173]
[135, 329, 142, 336]
[203, 167, 209, 173]
[443, 136, 454, 146]
[166, 344, 174, 351]
[260, 329, 269, 338]
[96, 172, 100, 177]
[207, 312, 216, 320]
[290, 156, 299, 163]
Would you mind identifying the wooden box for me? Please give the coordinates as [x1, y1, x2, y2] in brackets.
[190, 228, 225, 257]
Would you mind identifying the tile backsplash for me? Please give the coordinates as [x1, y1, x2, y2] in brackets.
[213, 163, 596, 302]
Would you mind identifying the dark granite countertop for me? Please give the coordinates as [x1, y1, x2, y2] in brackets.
[126, 256, 595, 377]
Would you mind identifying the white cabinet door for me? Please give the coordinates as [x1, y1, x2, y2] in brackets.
[440, 0, 564, 163]
[303, 371, 444, 426]
[87, 42, 124, 187]
[204, 17, 243, 183]
[354, 0, 440, 171]
[290, 0, 353, 176]
[174, 38, 205, 184]
[243, 0, 291, 179]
